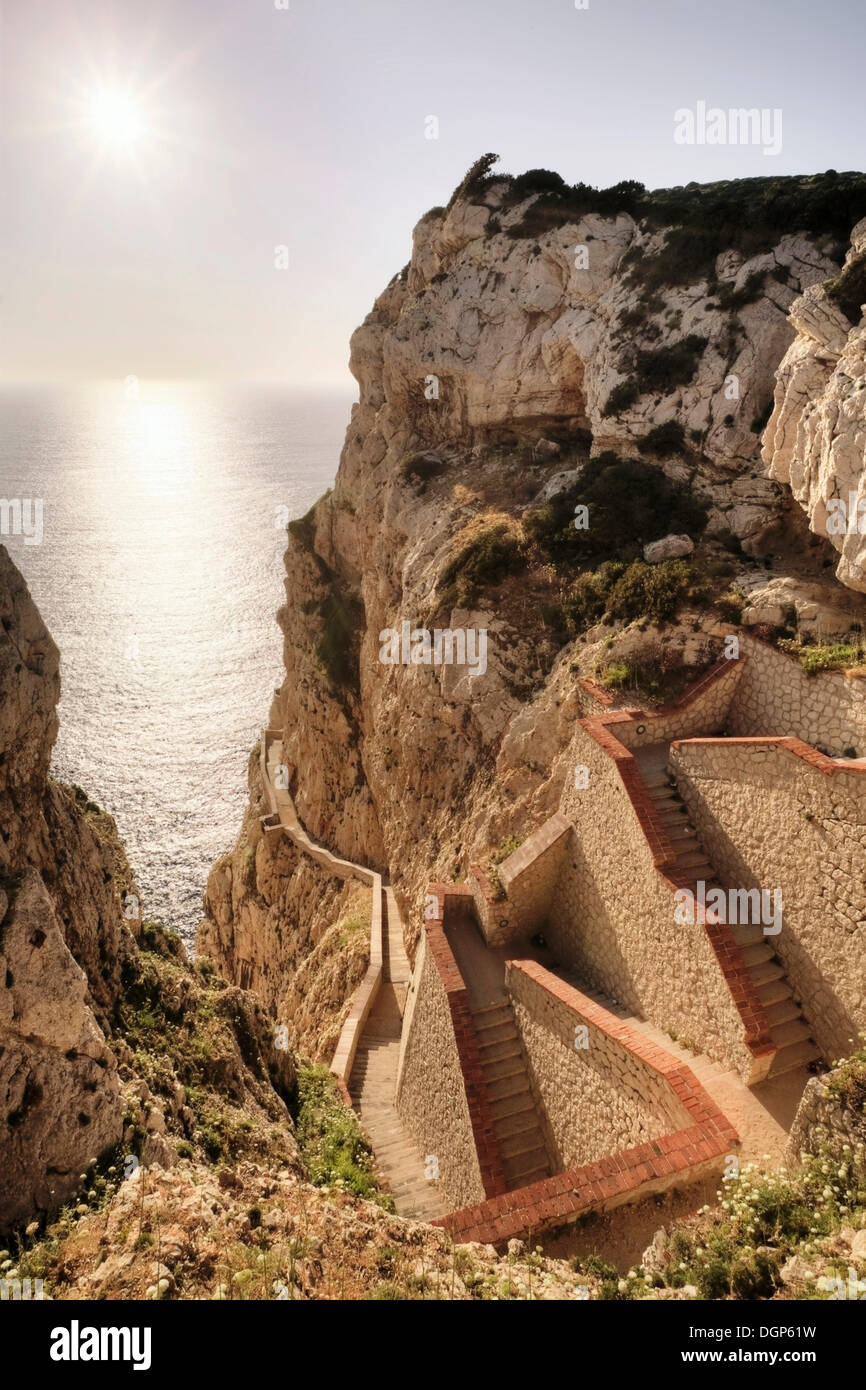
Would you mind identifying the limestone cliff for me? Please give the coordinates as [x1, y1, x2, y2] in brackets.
[763, 217, 866, 591]
[0, 547, 296, 1232]
[202, 167, 866, 967]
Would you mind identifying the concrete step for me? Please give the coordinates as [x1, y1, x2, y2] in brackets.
[740, 942, 775, 968]
[489, 1092, 535, 1124]
[508, 1164, 549, 1189]
[729, 923, 766, 947]
[769, 1018, 813, 1049]
[676, 851, 713, 871]
[500, 1126, 548, 1158]
[482, 1054, 526, 1082]
[473, 1020, 518, 1046]
[663, 823, 700, 842]
[472, 1002, 513, 1024]
[767, 1038, 822, 1078]
[755, 976, 794, 1007]
[749, 959, 786, 987]
[485, 1069, 530, 1100]
[477, 1038, 523, 1063]
[764, 997, 801, 1027]
[505, 1139, 553, 1173]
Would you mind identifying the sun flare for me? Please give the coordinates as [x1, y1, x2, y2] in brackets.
[89, 87, 144, 149]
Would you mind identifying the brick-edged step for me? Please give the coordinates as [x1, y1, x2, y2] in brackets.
[470, 1000, 552, 1193]
[484, 1066, 529, 1098]
[482, 1052, 526, 1083]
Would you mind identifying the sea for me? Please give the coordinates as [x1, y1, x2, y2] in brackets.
[0, 381, 353, 943]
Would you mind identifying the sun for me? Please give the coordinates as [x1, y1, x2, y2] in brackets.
[89, 88, 144, 149]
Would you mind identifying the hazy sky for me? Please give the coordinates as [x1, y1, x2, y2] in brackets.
[2, 0, 864, 386]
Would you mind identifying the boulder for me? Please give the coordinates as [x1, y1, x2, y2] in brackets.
[643, 534, 694, 563]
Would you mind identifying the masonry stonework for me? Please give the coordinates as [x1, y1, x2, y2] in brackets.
[549, 722, 756, 1079]
[507, 963, 691, 1169]
[786, 1071, 866, 1168]
[730, 636, 866, 756]
[395, 933, 486, 1211]
[671, 737, 866, 1060]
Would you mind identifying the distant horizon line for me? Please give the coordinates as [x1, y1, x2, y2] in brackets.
[0, 376, 358, 394]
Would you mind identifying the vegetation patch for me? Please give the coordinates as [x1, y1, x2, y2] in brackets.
[314, 586, 366, 694]
[824, 251, 866, 327]
[778, 639, 866, 677]
[627, 335, 708, 396]
[437, 523, 525, 607]
[522, 453, 709, 568]
[294, 1064, 394, 1209]
[638, 421, 687, 456]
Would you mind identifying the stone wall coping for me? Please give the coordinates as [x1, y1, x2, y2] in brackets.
[422, 885, 509, 1197]
[578, 654, 739, 721]
[439, 965, 739, 1247]
[506, 960, 729, 1129]
[259, 727, 384, 1092]
[672, 734, 866, 778]
[499, 812, 571, 890]
[577, 669, 777, 1069]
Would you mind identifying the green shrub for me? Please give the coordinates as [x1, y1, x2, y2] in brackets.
[401, 452, 445, 486]
[446, 152, 501, 210]
[715, 590, 745, 623]
[716, 271, 767, 310]
[288, 497, 324, 551]
[628, 335, 708, 395]
[606, 559, 707, 625]
[779, 640, 865, 676]
[522, 454, 708, 567]
[294, 1064, 393, 1209]
[315, 588, 365, 693]
[437, 524, 524, 605]
[824, 250, 866, 326]
[638, 420, 687, 456]
[598, 660, 631, 689]
[601, 380, 640, 417]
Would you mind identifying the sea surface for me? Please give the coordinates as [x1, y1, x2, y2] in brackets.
[0, 382, 353, 942]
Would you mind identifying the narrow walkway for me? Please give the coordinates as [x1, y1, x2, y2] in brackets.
[634, 742, 821, 1080]
[349, 890, 445, 1221]
[262, 732, 442, 1220]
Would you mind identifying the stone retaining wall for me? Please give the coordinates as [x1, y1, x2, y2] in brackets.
[436, 964, 738, 1247]
[396, 887, 505, 1210]
[549, 717, 764, 1081]
[507, 962, 691, 1170]
[730, 636, 866, 756]
[671, 736, 866, 1060]
[786, 1068, 866, 1168]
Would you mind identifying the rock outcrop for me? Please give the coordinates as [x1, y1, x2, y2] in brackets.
[0, 547, 298, 1232]
[764, 218, 866, 591]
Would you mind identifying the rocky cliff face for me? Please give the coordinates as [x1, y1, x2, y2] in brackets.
[201, 171, 866, 971]
[0, 546, 132, 1228]
[0, 548, 297, 1233]
[763, 218, 866, 592]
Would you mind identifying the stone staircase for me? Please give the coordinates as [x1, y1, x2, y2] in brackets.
[633, 742, 821, 1081]
[470, 1000, 551, 1190]
[349, 889, 444, 1221]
